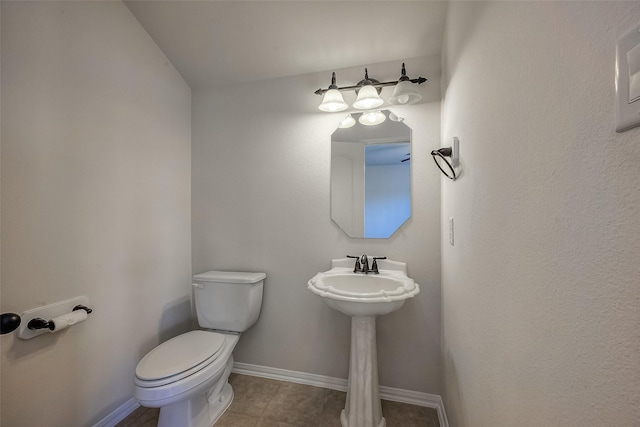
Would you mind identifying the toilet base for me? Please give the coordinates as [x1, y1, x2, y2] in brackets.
[156, 357, 235, 427]
[208, 382, 234, 425]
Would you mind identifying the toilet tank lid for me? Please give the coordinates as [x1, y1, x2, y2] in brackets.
[193, 271, 266, 284]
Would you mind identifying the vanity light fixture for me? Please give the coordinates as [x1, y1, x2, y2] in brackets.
[315, 63, 426, 112]
[318, 72, 349, 112]
[359, 110, 386, 126]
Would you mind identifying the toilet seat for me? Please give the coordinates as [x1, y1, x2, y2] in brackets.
[134, 332, 239, 409]
[135, 330, 226, 388]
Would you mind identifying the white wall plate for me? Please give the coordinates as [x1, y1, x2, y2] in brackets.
[452, 137, 459, 167]
[615, 23, 640, 132]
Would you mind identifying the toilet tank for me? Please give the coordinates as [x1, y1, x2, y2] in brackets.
[192, 271, 265, 332]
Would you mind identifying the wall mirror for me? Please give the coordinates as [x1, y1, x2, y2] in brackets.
[331, 110, 411, 238]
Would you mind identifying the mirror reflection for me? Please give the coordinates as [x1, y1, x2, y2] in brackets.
[331, 110, 411, 238]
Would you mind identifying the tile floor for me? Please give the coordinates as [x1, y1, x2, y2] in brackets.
[116, 373, 440, 427]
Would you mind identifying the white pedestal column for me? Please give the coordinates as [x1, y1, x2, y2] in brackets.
[341, 316, 386, 427]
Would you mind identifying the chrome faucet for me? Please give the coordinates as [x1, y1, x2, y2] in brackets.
[360, 254, 370, 274]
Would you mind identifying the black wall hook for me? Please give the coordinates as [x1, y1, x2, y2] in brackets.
[1, 313, 21, 335]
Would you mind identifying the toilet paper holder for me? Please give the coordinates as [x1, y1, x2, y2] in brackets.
[18, 296, 92, 340]
[27, 305, 93, 331]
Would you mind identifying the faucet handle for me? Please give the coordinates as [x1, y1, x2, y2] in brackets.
[371, 257, 386, 274]
[346, 255, 362, 273]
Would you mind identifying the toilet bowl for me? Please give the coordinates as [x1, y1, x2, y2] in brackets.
[134, 331, 239, 427]
[133, 271, 265, 427]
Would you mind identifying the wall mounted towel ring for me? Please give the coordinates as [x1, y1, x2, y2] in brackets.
[431, 148, 457, 180]
[431, 137, 460, 181]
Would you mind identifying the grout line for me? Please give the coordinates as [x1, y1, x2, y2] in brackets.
[258, 379, 280, 423]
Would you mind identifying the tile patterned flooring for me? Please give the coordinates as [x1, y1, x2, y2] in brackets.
[116, 373, 440, 427]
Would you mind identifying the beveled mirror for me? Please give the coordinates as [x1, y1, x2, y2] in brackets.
[331, 110, 411, 238]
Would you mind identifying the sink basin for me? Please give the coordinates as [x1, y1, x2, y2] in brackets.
[308, 258, 419, 317]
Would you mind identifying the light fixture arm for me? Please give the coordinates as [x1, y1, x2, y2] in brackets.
[328, 72, 338, 90]
[362, 68, 373, 85]
[398, 63, 410, 82]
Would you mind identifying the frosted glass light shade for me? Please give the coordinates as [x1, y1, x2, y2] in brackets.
[339, 114, 356, 128]
[353, 85, 384, 110]
[359, 110, 386, 126]
[388, 80, 421, 105]
[319, 89, 348, 112]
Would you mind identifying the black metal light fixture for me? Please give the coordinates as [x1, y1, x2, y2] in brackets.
[315, 63, 426, 112]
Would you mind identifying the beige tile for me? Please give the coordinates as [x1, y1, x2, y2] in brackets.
[228, 373, 283, 417]
[382, 399, 440, 427]
[316, 389, 345, 427]
[261, 381, 330, 426]
[115, 406, 159, 427]
[255, 418, 301, 427]
[115, 376, 441, 427]
[215, 410, 260, 427]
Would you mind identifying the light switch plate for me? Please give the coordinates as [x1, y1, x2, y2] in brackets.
[616, 23, 640, 132]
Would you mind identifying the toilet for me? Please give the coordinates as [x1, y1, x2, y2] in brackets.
[134, 271, 265, 427]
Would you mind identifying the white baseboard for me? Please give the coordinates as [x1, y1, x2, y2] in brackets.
[232, 362, 449, 427]
[92, 397, 140, 427]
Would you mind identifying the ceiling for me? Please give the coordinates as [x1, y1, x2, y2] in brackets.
[124, 1, 448, 90]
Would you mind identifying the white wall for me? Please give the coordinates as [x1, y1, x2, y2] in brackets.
[441, 2, 640, 426]
[192, 56, 444, 394]
[1, 2, 191, 426]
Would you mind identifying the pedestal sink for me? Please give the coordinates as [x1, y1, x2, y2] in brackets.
[308, 258, 420, 427]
